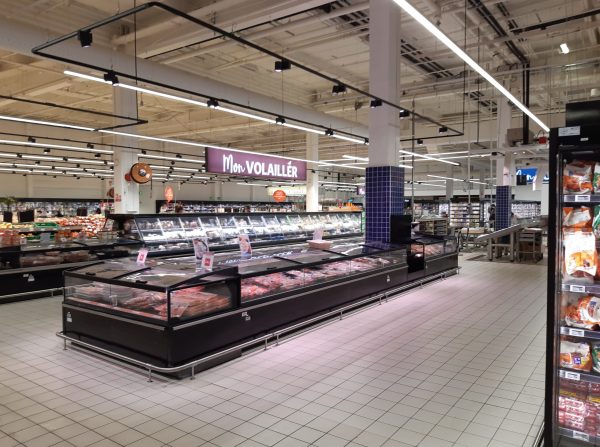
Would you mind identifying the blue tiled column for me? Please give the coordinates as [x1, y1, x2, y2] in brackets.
[495, 185, 512, 230]
[365, 166, 405, 242]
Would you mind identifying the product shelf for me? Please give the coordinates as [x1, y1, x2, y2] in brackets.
[563, 194, 600, 204]
[562, 282, 600, 294]
[559, 369, 600, 384]
[559, 427, 600, 444]
[560, 326, 600, 340]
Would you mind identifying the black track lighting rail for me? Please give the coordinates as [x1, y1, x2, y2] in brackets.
[0, 95, 147, 131]
[31, 1, 462, 142]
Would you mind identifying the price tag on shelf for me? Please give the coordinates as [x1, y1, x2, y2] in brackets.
[575, 195, 590, 202]
[39, 232, 51, 244]
[564, 371, 581, 381]
[572, 431, 589, 442]
[569, 328, 585, 337]
[569, 285, 587, 293]
[201, 252, 214, 271]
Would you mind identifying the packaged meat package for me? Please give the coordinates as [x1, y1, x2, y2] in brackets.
[560, 378, 589, 400]
[593, 206, 600, 238]
[564, 295, 600, 329]
[564, 230, 597, 281]
[563, 207, 592, 228]
[594, 162, 600, 194]
[564, 161, 593, 194]
[560, 340, 593, 371]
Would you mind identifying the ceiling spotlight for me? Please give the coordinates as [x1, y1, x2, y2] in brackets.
[417, 139, 424, 145]
[176, 154, 182, 158]
[63, 156, 68, 161]
[207, 98, 219, 108]
[275, 116, 286, 125]
[370, 99, 383, 108]
[364, 137, 369, 144]
[325, 128, 334, 136]
[77, 29, 93, 48]
[438, 126, 448, 134]
[171, 160, 175, 165]
[43, 148, 50, 153]
[35, 161, 40, 165]
[77, 176, 81, 180]
[16, 153, 22, 158]
[141, 149, 147, 155]
[87, 143, 94, 149]
[274, 59, 291, 72]
[332, 84, 347, 96]
[94, 153, 101, 158]
[559, 43, 570, 54]
[103, 160, 108, 165]
[27, 136, 36, 143]
[399, 109, 410, 118]
[103, 70, 119, 85]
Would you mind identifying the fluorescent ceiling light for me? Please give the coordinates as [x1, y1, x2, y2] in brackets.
[282, 122, 323, 135]
[560, 43, 570, 54]
[141, 153, 204, 164]
[427, 174, 487, 185]
[415, 183, 446, 188]
[333, 134, 368, 145]
[0, 115, 95, 132]
[216, 106, 275, 124]
[101, 129, 208, 148]
[0, 167, 30, 173]
[398, 149, 459, 166]
[342, 155, 369, 161]
[319, 181, 361, 186]
[0, 138, 112, 154]
[392, 0, 550, 133]
[236, 182, 270, 187]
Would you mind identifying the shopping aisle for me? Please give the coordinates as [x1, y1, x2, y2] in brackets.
[0, 258, 546, 447]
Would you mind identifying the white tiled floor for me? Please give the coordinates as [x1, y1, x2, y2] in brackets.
[0, 257, 546, 447]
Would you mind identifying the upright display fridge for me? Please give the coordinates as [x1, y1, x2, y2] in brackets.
[547, 125, 600, 446]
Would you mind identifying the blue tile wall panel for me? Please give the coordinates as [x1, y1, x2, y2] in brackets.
[495, 185, 512, 230]
[366, 166, 405, 242]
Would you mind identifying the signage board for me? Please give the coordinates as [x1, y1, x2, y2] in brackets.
[516, 168, 549, 184]
[272, 190, 287, 202]
[206, 147, 307, 181]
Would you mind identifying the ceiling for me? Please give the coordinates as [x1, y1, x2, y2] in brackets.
[0, 0, 597, 187]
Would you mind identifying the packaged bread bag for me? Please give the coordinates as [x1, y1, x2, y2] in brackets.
[560, 339, 592, 371]
[564, 230, 598, 282]
[564, 207, 592, 228]
[564, 161, 593, 194]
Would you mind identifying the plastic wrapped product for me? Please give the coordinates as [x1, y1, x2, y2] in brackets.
[564, 161, 593, 194]
[560, 340, 593, 371]
[563, 207, 593, 228]
[564, 230, 597, 281]
[592, 343, 600, 374]
[594, 162, 600, 194]
[565, 295, 600, 329]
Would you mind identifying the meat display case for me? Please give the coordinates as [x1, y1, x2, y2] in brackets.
[407, 235, 458, 280]
[62, 237, 408, 371]
[108, 212, 362, 255]
[0, 238, 139, 303]
[546, 125, 600, 446]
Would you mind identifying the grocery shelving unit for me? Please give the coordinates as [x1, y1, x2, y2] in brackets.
[546, 125, 600, 447]
[417, 218, 448, 236]
[155, 200, 295, 213]
[449, 201, 481, 227]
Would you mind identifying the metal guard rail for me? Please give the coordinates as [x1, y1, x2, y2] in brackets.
[57, 266, 460, 382]
[475, 224, 523, 242]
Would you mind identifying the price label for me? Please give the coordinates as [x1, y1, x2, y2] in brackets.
[39, 232, 51, 244]
[570, 285, 587, 293]
[569, 328, 585, 337]
[136, 248, 149, 265]
[564, 371, 581, 381]
[572, 431, 589, 442]
[201, 252, 214, 271]
[559, 126, 580, 137]
[575, 195, 590, 202]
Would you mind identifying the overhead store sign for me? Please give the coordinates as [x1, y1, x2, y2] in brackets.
[206, 147, 306, 181]
[516, 168, 549, 184]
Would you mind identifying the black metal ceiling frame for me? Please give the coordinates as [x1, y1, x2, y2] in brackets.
[31, 1, 463, 143]
[0, 94, 147, 131]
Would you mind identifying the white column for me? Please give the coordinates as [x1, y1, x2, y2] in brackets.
[445, 165, 454, 200]
[495, 99, 513, 187]
[306, 133, 319, 212]
[368, 0, 400, 167]
[112, 88, 140, 214]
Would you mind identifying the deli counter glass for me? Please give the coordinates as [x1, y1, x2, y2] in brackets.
[108, 212, 363, 254]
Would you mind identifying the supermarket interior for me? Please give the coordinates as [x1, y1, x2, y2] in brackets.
[0, 1, 598, 447]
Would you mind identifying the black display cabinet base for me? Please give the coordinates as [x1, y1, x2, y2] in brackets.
[61, 261, 459, 379]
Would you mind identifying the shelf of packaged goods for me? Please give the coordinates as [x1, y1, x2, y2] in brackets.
[559, 427, 599, 444]
[560, 326, 600, 340]
[562, 283, 600, 294]
[563, 194, 600, 204]
[560, 369, 600, 384]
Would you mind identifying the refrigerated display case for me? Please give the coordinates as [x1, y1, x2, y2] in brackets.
[109, 212, 363, 256]
[407, 235, 458, 279]
[546, 125, 600, 446]
[62, 237, 408, 371]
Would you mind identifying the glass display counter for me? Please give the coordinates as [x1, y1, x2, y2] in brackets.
[407, 235, 459, 279]
[62, 238, 408, 371]
[108, 212, 363, 256]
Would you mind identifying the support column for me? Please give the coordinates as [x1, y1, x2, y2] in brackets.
[366, 0, 403, 242]
[112, 88, 140, 214]
[495, 99, 513, 229]
[306, 133, 319, 212]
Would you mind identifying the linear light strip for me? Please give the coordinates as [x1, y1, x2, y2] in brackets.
[398, 149, 459, 166]
[0, 115, 96, 132]
[392, 0, 549, 132]
[140, 153, 204, 164]
[0, 139, 113, 154]
[427, 174, 487, 185]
